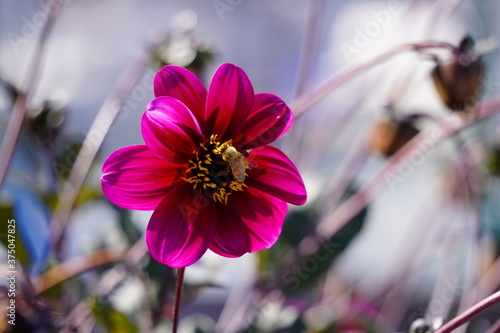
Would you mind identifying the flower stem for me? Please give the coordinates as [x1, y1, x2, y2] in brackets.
[435, 290, 500, 333]
[172, 267, 185, 333]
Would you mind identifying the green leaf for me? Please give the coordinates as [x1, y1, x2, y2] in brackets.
[89, 297, 139, 333]
[0, 202, 31, 267]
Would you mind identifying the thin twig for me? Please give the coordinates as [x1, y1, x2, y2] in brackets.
[446, 144, 483, 333]
[0, 0, 64, 188]
[293, 0, 325, 97]
[61, 237, 147, 332]
[33, 246, 127, 294]
[468, 253, 500, 308]
[291, 41, 457, 117]
[172, 267, 185, 333]
[290, 95, 500, 268]
[316, 120, 373, 215]
[435, 290, 500, 333]
[315, 101, 498, 238]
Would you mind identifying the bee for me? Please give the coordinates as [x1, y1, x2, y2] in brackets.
[221, 146, 257, 182]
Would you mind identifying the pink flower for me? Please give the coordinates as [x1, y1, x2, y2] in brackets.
[101, 63, 307, 268]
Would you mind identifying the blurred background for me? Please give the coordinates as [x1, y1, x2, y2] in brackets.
[1, 0, 500, 332]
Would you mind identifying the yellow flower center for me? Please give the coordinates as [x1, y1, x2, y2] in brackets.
[182, 135, 249, 204]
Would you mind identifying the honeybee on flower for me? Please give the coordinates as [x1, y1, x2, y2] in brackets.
[219, 142, 257, 183]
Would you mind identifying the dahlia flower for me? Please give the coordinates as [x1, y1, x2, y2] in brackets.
[101, 63, 306, 267]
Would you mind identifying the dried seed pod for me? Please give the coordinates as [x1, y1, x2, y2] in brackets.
[431, 36, 484, 111]
[371, 113, 420, 157]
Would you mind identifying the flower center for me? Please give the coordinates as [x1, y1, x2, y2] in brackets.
[182, 135, 250, 204]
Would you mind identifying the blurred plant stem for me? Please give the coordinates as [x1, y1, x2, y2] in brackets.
[316, 120, 372, 215]
[62, 236, 147, 332]
[299, 95, 500, 270]
[373, 195, 449, 326]
[291, 41, 458, 118]
[444, 147, 483, 333]
[457, 250, 500, 333]
[0, 0, 64, 188]
[50, 37, 168, 258]
[293, 0, 325, 98]
[172, 267, 185, 333]
[435, 289, 500, 333]
[467, 252, 500, 311]
[374, 151, 481, 329]
[33, 246, 128, 294]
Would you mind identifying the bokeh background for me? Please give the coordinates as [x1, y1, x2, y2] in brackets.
[1, 0, 500, 332]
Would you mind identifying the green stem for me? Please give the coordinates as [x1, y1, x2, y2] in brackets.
[172, 267, 185, 333]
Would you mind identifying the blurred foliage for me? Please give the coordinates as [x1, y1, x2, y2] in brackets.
[27, 101, 65, 147]
[258, 190, 367, 295]
[89, 297, 139, 333]
[1, 10, 500, 333]
[487, 146, 500, 176]
[53, 141, 83, 181]
[152, 25, 214, 77]
[0, 202, 30, 267]
[113, 206, 142, 245]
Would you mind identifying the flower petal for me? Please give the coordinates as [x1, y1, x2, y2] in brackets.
[209, 188, 287, 256]
[231, 188, 288, 252]
[246, 145, 307, 205]
[142, 96, 203, 162]
[234, 93, 294, 150]
[153, 65, 207, 128]
[101, 145, 184, 210]
[209, 204, 251, 258]
[205, 63, 254, 141]
[146, 182, 216, 268]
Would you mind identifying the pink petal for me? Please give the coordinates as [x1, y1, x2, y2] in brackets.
[205, 63, 254, 141]
[209, 204, 251, 257]
[231, 188, 288, 252]
[153, 65, 207, 129]
[146, 182, 216, 268]
[246, 145, 307, 205]
[142, 96, 203, 163]
[101, 145, 184, 210]
[209, 188, 288, 256]
[234, 93, 294, 150]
